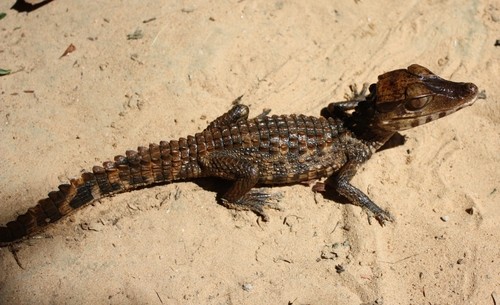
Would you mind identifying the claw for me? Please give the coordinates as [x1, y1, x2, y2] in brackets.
[344, 83, 370, 101]
[254, 108, 272, 119]
[222, 190, 283, 221]
[373, 210, 395, 226]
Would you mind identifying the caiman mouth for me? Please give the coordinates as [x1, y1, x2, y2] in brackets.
[424, 79, 478, 100]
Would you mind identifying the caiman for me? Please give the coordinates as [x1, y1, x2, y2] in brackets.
[0, 64, 479, 246]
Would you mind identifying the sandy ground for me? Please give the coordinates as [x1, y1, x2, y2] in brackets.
[0, 1, 498, 304]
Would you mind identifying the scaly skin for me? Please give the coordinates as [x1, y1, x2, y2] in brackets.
[0, 64, 478, 246]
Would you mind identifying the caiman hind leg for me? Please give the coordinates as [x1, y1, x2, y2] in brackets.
[205, 99, 271, 131]
[205, 102, 250, 130]
[200, 151, 280, 221]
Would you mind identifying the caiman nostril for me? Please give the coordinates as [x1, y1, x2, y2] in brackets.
[466, 82, 478, 95]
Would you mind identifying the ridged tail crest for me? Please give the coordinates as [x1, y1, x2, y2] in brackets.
[0, 138, 204, 246]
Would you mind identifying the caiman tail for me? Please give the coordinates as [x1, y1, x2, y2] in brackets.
[0, 138, 205, 246]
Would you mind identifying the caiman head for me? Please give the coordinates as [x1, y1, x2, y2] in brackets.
[369, 64, 478, 132]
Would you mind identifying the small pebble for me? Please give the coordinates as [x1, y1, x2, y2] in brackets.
[242, 283, 253, 292]
[440, 215, 449, 222]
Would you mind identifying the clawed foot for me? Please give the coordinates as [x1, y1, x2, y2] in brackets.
[254, 108, 271, 119]
[222, 190, 283, 221]
[372, 210, 395, 226]
[311, 180, 395, 226]
[344, 83, 370, 102]
[231, 94, 271, 120]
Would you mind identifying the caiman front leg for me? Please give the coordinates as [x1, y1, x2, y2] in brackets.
[328, 160, 394, 225]
[320, 83, 372, 118]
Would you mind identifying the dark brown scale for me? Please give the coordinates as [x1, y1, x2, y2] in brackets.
[179, 138, 189, 164]
[177, 137, 191, 179]
[29, 206, 48, 229]
[257, 118, 271, 152]
[16, 208, 39, 234]
[47, 190, 66, 215]
[104, 161, 123, 191]
[57, 184, 75, 215]
[236, 122, 249, 147]
[187, 136, 197, 158]
[115, 155, 131, 189]
[230, 125, 242, 148]
[221, 128, 233, 149]
[159, 141, 172, 182]
[93, 165, 113, 194]
[69, 176, 95, 209]
[211, 129, 223, 151]
[313, 117, 326, 149]
[149, 143, 164, 183]
[277, 116, 289, 154]
[40, 197, 62, 221]
[286, 118, 299, 154]
[195, 133, 206, 154]
[258, 119, 270, 141]
[269, 121, 280, 154]
[321, 118, 335, 148]
[246, 120, 259, 146]
[202, 130, 214, 153]
[6, 221, 25, 240]
[126, 150, 144, 186]
[169, 140, 183, 179]
[305, 116, 316, 138]
[138, 146, 155, 184]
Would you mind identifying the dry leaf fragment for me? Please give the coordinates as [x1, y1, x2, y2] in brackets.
[60, 43, 76, 58]
[127, 29, 143, 40]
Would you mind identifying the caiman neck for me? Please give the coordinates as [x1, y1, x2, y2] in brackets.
[349, 64, 478, 150]
[345, 98, 395, 150]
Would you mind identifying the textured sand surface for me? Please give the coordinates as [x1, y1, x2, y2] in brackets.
[0, 1, 498, 304]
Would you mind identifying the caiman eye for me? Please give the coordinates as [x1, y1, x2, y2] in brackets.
[405, 96, 430, 111]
